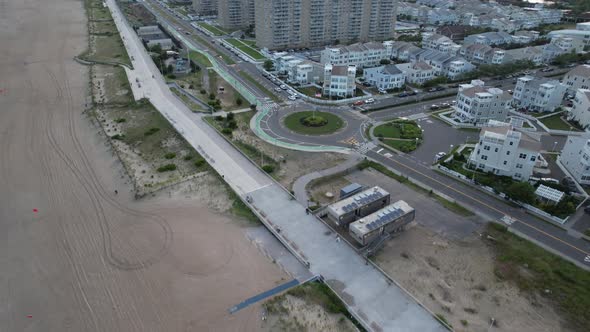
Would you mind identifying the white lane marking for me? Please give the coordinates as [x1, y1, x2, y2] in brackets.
[377, 148, 384, 154]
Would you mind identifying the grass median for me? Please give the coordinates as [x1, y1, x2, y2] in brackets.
[283, 111, 344, 135]
[226, 38, 266, 61]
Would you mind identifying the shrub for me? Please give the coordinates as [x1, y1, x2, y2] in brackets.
[505, 181, 536, 204]
[262, 165, 275, 173]
[144, 127, 160, 136]
[200, 89, 206, 94]
[221, 127, 233, 135]
[227, 120, 238, 129]
[226, 112, 235, 121]
[157, 164, 177, 172]
[164, 152, 176, 159]
[111, 134, 124, 140]
[214, 115, 224, 121]
[114, 118, 126, 123]
[194, 158, 206, 167]
[209, 92, 215, 100]
[183, 155, 193, 161]
[236, 97, 243, 106]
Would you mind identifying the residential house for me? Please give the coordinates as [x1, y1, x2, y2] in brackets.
[452, 80, 512, 124]
[569, 89, 590, 129]
[364, 65, 406, 90]
[396, 61, 436, 85]
[137, 25, 174, 50]
[390, 42, 424, 62]
[563, 65, 590, 93]
[417, 50, 475, 79]
[464, 31, 514, 46]
[512, 30, 540, 44]
[560, 135, 590, 185]
[320, 42, 389, 68]
[503, 46, 544, 65]
[460, 44, 505, 65]
[436, 25, 472, 41]
[422, 33, 461, 55]
[323, 64, 357, 98]
[512, 76, 566, 113]
[547, 22, 590, 53]
[288, 61, 323, 85]
[468, 124, 541, 181]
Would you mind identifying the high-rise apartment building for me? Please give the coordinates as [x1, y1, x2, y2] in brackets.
[218, 0, 255, 30]
[255, 0, 397, 50]
[193, 0, 218, 16]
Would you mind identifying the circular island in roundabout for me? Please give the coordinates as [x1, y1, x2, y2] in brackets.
[283, 111, 345, 135]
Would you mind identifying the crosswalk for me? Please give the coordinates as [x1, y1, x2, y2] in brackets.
[357, 141, 377, 154]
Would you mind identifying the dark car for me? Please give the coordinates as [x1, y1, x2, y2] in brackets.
[408, 91, 417, 96]
[585, 206, 590, 214]
[435, 86, 445, 91]
[398, 92, 409, 97]
[428, 87, 437, 92]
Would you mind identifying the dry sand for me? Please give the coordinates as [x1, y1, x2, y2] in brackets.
[374, 226, 571, 332]
[0, 0, 288, 331]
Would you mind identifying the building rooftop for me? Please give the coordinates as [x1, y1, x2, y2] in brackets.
[327, 186, 389, 217]
[330, 65, 354, 76]
[567, 65, 590, 78]
[535, 185, 565, 203]
[382, 64, 403, 75]
[349, 201, 414, 236]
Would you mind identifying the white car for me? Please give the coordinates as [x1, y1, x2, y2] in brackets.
[288, 95, 297, 101]
[280, 84, 288, 90]
[365, 98, 375, 104]
[275, 87, 282, 92]
[378, 89, 387, 94]
[434, 152, 446, 162]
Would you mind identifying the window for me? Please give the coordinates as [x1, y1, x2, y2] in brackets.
[515, 173, 521, 178]
[481, 155, 488, 160]
[530, 156, 536, 162]
[503, 160, 507, 165]
[519, 153, 527, 159]
[495, 148, 498, 152]
[484, 145, 490, 151]
[509, 141, 513, 146]
[506, 151, 511, 155]
[516, 163, 523, 169]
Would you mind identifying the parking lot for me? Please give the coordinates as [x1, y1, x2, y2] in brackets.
[409, 116, 475, 165]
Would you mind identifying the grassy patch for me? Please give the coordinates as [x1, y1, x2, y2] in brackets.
[171, 88, 207, 112]
[297, 86, 323, 98]
[486, 223, 590, 330]
[83, 0, 131, 66]
[226, 38, 266, 60]
[188, 50, 212, 67]
[381, 139, 417, 152]
[197, 22, 226, 36]
[540, 114, 580, 131]
[283, 111, 344, 135]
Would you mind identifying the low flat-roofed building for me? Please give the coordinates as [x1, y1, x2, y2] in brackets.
[326, 186, 390, 226]
[349, 200, 415, 246]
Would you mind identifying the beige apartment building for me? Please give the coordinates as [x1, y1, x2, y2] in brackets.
[193, 0, 218, 16]
[218, 0, 255, 30]
[255, 0, 397, 50]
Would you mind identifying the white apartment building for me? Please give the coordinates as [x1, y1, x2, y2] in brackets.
[452, 80, 512, 124]
[364, 65, 406, 90]
[468, 124, 540, 181]
[563, 65, 590, 93]
[560, 135, 590, 185]
[218, 0, 255, 30]
[323, 64, 357, 98]
[569, 89, 590, 129]
[395, 61, 436, 85]
[547, 22, 590, 53]
[512, 76, 566, 113]
[320, 42, 389, 68]
[255, 0, 396, 50]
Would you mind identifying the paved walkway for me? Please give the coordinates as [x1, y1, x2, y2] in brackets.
[106, 1, 447, 330]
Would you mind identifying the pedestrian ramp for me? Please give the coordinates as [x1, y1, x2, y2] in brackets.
[228, 279, 300, 314]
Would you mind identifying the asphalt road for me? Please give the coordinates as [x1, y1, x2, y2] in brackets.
[367, 147, 590, 270]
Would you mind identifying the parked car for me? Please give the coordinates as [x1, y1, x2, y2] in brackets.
[408, 91, 417, 96]
[288, 95, 296, 101]
[435, 86, 445, 91]
[275, 87, 282, 92]
[584, 206, 590, 214]
[378, 89, 387, 94]
[353, 100, 364, 106]
[280, 84, 288, 90]
[430, 104, 439, 110]
[362, 82, 371, 87]
[427, 87, 437, 92]
[434, 152, 446, 162]
[365, 98, 375, 104]
[398, 92, 408, 98]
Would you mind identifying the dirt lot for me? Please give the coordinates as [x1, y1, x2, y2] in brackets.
[0, 0, 291, 331]
[120, 1, 157, 27]
[374, 226, 570, 332]
[209, 111, 347, 189]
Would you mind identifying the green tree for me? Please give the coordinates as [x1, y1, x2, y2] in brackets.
[263, 60, 274, 71]
[380, 59, 391, 65]
[505, 182, 536, 204]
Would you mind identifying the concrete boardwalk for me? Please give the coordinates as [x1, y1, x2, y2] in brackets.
[106, 1, 446, 330]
